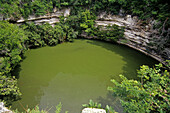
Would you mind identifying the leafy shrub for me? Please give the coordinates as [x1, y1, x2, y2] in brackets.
[108, 63, 170, 113]
[0, 75, 21, 106]
[82, 100, 102, 108]
[94, 25, 125, 42]
[0, 21, 27, 105]
[13, 103, 68, 113]
[0, 21, 27, 73]
[21, 22, 78, 47]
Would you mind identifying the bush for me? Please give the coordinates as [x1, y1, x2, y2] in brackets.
[108, 63, 170, 112]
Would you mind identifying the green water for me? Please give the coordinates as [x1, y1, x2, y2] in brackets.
[12, 39, 158, 113]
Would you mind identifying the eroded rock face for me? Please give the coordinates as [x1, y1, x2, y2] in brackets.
[10, 9, 170, 62]
[96, 12, 170, 62]
[16, 8, 70, 26]
[82, 108, 106, 113]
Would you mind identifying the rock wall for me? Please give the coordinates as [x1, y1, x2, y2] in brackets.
[82, 108, 106, 113]
[96, 13, 168, 63]
[16, 8, 70, 27]
[12, 8, 170, 63]
[0, 102, 13, 113]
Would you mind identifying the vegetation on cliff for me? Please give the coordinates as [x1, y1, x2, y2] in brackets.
[21, 22, 78, 47]
[0, 0, 169, 55]
[0, 0, 169, 25]
[82, 63, 170, 113]
[0, 21, 27, 105]
[0, 20, 79, 105]
[0, 0, 169, 112]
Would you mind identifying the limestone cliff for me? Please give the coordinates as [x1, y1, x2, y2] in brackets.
[4, 8, 169, 63]
[96, 13, 169, 63]
[16, 8, 70, 27]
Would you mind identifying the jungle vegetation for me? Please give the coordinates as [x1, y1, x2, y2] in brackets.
[0, 0, 169, 51]
[0, 0, 170, 113]
[108, 63, 170, 113]
[0, 9, 124, 106]
[13, 102, 68, 113]
[82, 63, 170, 113]
[0, 0, 169, 23]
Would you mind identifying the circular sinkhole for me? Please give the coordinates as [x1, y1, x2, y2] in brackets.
[12, 39, 158, 113]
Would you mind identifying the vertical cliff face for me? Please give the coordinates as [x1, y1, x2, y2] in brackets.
[96, 12, 169, 62]
[6, 8, 169, 63]
[16, 8, 71, 26]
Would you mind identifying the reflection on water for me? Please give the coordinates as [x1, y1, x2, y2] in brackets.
[12, 39, 158, 113]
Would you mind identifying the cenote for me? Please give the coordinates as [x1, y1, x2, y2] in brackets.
[12, 39, 158, 113]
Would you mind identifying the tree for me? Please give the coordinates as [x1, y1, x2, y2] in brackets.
[0, 0, 21, 20]
[108, 63, 170, 113]
[0, 75, 21, 106]
[0, 21, 27, 105]
[0, 21, 28, 71]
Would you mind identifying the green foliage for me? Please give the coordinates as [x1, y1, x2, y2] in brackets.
[65, 9, 96, 35]
[82, 100, 118, 113]
[55, 102, 62, 113]
[108, 63, 170, 113]
[164, 60, 170, 69]
[0, 0, 168, 53]
[58, 18, 79, 42]
[79, 10, 96, 31]
[19, 0, 55, 18]
[26, 106, 47, 113]
[105, 105, 118, 113]
[12, 103, 68, 113]
[94, 25, 125, 42]
[0, 21, 27, 105]
[0, 19, 78, 105]
[0, 21, 27, 53]
[0, 0, 169, 27]
[0, 21, 27, 73]
[20, 22, 45, 47]
[0, 57, 11, 76]
[66, 9, 124, 42]
[31, 0, 46, 16]
[82, 100, 102, 108]
[0, 0, 21, 19]
[0, 75, 21, 106]
[0, 1, 169, 111]
[0, 0, 56, 18]
[55, 102, 68, 113]
[21, 22, 78, 47]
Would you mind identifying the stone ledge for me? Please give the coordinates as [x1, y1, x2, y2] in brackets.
[8, 8, 170, 62]
[82, 108, 106, 113]
[0, 102, 13, 113]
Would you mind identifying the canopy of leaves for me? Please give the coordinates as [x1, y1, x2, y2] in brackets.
[108, 63, 170, 113]
[0, 21, 27, 105]
[21, 22, 78, 47]
[0, 0, 169, 26]
[0, 19, 79, 106]
[13, 102, 66, 113]
[0, 21, 27, 75]
[0, 1, 169, 111]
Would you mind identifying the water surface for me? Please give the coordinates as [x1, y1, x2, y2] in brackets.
[12, 39, 158, 113]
